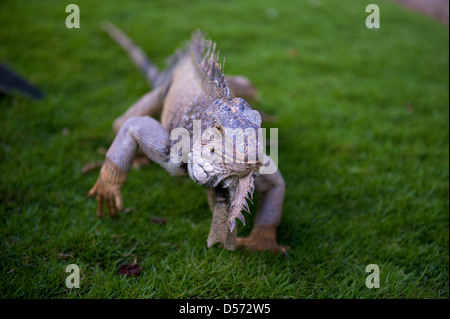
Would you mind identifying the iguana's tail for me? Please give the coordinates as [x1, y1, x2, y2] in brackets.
[102, 21, 162, 87]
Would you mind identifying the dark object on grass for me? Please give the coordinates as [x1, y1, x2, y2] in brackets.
[117, 262, 141, 276]
[0, 63, 45, 100]
[150, 217, 167, 225]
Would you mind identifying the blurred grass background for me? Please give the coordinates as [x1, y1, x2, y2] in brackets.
[0, 0, 448, 298]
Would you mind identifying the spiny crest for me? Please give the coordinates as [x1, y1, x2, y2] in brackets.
[190, 30, 230, 99]
[228, 173, 255, 232]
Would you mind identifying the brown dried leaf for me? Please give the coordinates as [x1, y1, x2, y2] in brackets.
[150, 218, 167, 225]
[57, 252, 74, 259]
[117, 263, 141, 276]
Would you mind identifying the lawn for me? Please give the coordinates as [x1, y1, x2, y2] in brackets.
[0, 0, 448, 299]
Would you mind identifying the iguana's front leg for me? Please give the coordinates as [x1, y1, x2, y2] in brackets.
[82, 88, 166, 173]
[205, 187, 238, 250]
[113, 87, 166, 169]
[236, 165, 286, 254]
[88, 116, 181, 217]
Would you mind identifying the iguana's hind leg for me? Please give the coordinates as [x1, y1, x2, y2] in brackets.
[236, 161, 287, 254]
[226, 75, 278, 122]
[226, 75, 259, 103]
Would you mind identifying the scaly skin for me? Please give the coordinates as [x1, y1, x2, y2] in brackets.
[88, 158, 126, 217]
[88, 23, 286, 253]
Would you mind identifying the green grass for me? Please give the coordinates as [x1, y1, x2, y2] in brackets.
[0, 0, 448, 299]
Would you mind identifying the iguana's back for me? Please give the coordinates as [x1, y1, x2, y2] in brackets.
[160, 56, 211, 133]
[158, 32, 229, 134]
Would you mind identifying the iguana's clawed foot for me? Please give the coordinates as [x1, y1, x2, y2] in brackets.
[88, 159, 126, 217]
[235, 224, 289, 255]
[88, 179, 124, 217]
[236, 237, 289, 255]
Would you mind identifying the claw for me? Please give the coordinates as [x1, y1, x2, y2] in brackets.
[88, 181, 99, 197]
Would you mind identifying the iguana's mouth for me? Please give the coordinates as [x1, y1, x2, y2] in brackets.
[188, 152, 220, 187]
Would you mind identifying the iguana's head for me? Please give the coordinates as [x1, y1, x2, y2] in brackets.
[188, 97, 263, 187]
[188, 97, 264, 238]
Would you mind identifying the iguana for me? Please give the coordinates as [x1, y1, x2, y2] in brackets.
[88, 23, 286, 253]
